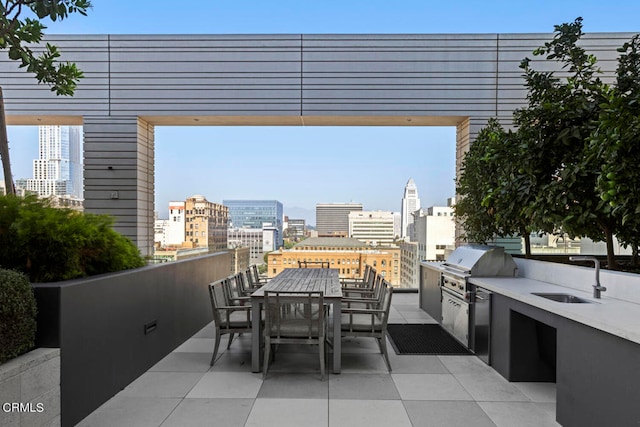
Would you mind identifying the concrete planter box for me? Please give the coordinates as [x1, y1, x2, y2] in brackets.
[31, 252, 231, 427]
[0, 348, 61, 427]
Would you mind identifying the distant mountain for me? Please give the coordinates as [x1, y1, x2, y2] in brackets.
[285, 206, 315, 226]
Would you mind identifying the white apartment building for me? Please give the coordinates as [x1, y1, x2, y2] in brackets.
[348, 210, 397, 246]
[165, 201, 186, 246]
[401, 178, 421, 240]
[154, 219, 170, 247]
[413, 205, 455, 261]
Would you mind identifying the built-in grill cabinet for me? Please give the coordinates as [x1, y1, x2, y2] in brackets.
[420, 245, 518, 352]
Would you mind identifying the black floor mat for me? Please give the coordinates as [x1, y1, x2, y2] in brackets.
[387, 324, 473, 355]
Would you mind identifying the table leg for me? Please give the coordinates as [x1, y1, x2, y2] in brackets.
[251, 299, 261, 372]
[332, 301, 341, 374]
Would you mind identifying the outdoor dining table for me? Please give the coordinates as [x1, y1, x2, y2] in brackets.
[250, 268, 343, 374]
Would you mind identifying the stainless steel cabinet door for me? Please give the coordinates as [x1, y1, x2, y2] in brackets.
[441, 289, 469, 346]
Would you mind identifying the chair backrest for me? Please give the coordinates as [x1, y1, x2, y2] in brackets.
[298, 260, 330, 269]
[362, 264, 373, 283]
[263, 291, 325, 340]
[365, 269, 378, 289]
[379, 280, 394, 325]
[365, 279, 393, 323]
[232, 271, 252, 296]
[208, 279, 228, 324]
[250, 264, 262, 283]
[221, 275, 244, 303]
[246, 267, 259, 288]
[370, 274, 385, 301]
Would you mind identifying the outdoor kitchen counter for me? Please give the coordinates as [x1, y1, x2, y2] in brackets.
[468, 276, 640, 345]
[469, 275, 640, 427]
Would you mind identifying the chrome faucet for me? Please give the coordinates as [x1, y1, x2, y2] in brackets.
[569, 256, 607, 299]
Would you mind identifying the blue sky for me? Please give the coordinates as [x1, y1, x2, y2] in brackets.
[6, 1, 640, 222]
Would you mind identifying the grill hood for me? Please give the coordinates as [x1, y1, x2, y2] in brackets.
[443, 244, 518, 277]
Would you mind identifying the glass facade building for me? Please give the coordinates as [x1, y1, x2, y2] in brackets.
[223, 200, 284, 249]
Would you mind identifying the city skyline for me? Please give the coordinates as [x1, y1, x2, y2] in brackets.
[8, 126, 457, 223]
[4, 1, 638, 222]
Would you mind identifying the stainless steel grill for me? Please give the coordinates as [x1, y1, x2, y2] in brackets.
[439, 245, 517, 350]
[443, 245, 518, 288]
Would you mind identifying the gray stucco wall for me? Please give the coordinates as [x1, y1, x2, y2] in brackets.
[1, 33, 634, 253]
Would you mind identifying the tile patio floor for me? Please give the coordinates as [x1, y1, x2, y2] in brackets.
[78, 292, 560, 427]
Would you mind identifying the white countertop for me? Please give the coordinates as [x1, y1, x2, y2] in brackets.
[468, 276, 640, 345]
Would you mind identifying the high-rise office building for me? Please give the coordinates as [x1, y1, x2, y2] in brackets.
[348, 210, 397, 246]
[26, 125, 83, 200]
[401, 178, 421, 240]
[316, 203, 363, 236]
[223, 200, 284, 248]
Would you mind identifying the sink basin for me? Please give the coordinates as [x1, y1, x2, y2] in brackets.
[531, 292, 593, 303]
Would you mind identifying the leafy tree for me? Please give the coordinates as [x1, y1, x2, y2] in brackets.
[1, 0, 91, 194]
[455, 119, 540, 256]
[455, 119, 508, 244]
[590, 34, 640, 265]
[514, 17, 620, 268]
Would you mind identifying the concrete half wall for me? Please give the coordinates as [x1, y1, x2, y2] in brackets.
[31, 252, 231, 427]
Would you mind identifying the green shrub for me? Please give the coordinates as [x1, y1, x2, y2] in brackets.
[0, 269, 37, 364]
[0, 195, 145, 282]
